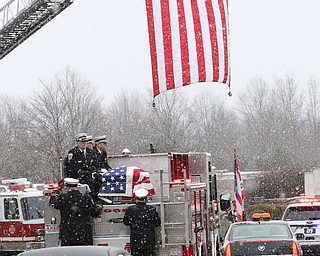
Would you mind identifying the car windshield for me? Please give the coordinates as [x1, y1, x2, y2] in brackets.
[230, 224, 291, 240]
[283, 206, 320, 221]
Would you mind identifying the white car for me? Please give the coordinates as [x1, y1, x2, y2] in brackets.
[282, 199, 320, 256]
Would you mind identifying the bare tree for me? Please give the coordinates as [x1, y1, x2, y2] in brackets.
[303, 74, 320, 166]
[20, 67, 105, 181]
[0, 95, 30, 178]
[148, 90, 190, 152]
[106, 90, 152, 154]
[239, 75, 305, 171]
[271, 75, 304, 167]
[238, 77, 276, 170]
[188, 91, 239, 168]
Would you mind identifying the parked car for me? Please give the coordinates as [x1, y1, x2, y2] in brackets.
[17, 246, 128, 256]
[282, 198, 320, 256]
[221, 213, 302, 256]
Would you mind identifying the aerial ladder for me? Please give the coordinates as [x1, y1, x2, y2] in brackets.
[0, 0, 73, 60]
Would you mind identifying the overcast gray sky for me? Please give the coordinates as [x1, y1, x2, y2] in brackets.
[1, 0, 320, 104]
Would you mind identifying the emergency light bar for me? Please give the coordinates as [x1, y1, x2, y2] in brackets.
[296, 197, 320, 203]
[43, 183, 61, 196]
[43, 183, 60, 190]
[252, 212, 270, 221]
[2, 178, 30, 186]
[8, 184, 26, 191]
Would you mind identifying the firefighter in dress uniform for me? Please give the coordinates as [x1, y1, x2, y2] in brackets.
[64, 133, 96, 191]
[123, 188, 161, 256]
[49, 178, 95, 246]
[92, 135, 112, 170]
[86, 135, 95, 150]
[92, 135, 112, 202]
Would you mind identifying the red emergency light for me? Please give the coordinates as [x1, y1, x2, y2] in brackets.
[104, 208, 126, 213]
[296, 197, 319, 203]
[8, 184, 25, 191]
[0, 177, 8, 183]
[183, 245, 193, 256]
[173, 179, 192, 184]
[43, 183, 60, 190]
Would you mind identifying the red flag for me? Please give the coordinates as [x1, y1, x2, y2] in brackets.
[145, 0, 230, 97]
[234, 156, 245, 222]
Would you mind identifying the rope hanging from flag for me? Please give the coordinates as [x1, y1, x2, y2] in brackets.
[145, 0, 230, 98]
[233, 147, 245, 222]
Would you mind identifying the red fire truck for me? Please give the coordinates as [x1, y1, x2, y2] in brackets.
[44, 152, 230, 256]
[0, 178, 45, 255]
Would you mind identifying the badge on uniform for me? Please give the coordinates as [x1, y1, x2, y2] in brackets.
[68, 153, 73, 160]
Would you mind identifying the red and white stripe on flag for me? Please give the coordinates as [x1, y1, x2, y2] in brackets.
[234, 158, 245, 222]
[145, 0, 230, 97]
[130, 167, 155, 199]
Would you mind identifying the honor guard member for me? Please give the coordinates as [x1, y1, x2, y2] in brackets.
[123, 188, 161, 256]
[49, 178, 95, 246]
[93, 135, 111, 170]
[86, 135, 95, 150]
[64, 133, 95, 190]
[92, 135, 112, 202]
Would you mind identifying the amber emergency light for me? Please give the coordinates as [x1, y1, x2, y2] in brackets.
[252, 212, 271, 221]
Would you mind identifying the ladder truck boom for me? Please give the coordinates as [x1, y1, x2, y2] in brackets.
[0, 0, 73, 60]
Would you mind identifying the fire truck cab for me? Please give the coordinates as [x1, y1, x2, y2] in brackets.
[44, 152, 230, 256]
[0, 178, 45, 255]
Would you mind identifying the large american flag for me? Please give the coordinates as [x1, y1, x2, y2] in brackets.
[98, 166, 155, 199]
[234, 154, 245, 222]
[145, 0, 230, 97]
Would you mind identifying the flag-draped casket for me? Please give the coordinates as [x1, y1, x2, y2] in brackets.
[98, 166, 155, 200]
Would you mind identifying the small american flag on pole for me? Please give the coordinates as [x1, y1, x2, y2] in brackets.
[234, 147, 245, 222]
[145, 0, 230, 97]
[98, 166, 155, 199]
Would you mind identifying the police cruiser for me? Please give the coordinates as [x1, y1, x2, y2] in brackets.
[282, 197, 320, 255]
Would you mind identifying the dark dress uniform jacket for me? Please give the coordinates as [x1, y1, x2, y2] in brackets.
[64, 147, 96, 190]
[92, 147, 112, 201]
[51, 190, 94, 246]
[92, 147, 111, 170]
[123, 202, 161, 255]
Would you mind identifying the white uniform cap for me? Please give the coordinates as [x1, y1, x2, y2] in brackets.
[94, 135, 108, 143]
[76, 133, 88, 142]
[135, 188, 148, 199]
[86, 135, 94, 145]
[86, 135, 93, 141]
[64, 178, 79, 187]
